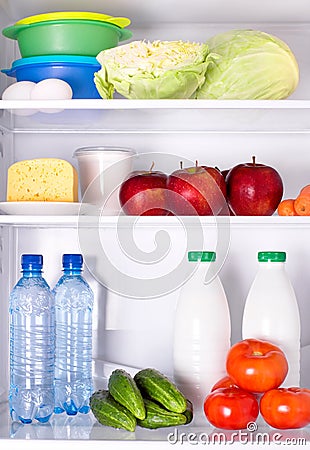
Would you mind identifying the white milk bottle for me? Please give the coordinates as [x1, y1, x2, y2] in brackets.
[173, 251, 231, 419]
[242, 251, 300, 387]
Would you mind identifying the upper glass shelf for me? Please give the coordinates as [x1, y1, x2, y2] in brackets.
[1, 99, 310, 133]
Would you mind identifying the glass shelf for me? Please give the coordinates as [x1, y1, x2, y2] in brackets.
[0, 401, 309, 449]
[1, 100, 310, 133]
[1, 214, 310, 227]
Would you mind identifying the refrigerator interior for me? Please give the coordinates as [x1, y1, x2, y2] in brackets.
[0, 0, 310, 447]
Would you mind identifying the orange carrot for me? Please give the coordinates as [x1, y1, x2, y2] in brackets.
[299, 184, 310, 196]
[277, 199, 298, 216]
[294, 195, 310, 216]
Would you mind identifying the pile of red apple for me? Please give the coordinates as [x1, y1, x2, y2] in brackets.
[119, 157, 284, 216]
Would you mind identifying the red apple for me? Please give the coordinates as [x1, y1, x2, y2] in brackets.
[219, 168, 235, 215]
[218, 203, 235, 216]
[201, 166, 227, 199]
[166, 163, 227, 215]
[119, 166, 168, 216]
[226, 156, 283, 216]
[221, 169, 230, 181]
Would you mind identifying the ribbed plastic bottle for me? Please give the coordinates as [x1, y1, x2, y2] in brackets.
[9, 254, 55, 424]
[242, 251, 301, 387]
[54, 254, 94, 415]
[173, 251, 231, 417]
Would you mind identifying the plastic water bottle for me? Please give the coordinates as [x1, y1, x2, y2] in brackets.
[173, 251, 231, 418]
[9, 254, 55, 424]
[242, 251, 301, 387]
[54, 254, 94, 415]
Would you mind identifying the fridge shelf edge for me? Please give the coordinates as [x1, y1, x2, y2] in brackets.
[0, 215, 310, 228]
[1, 99, 310, 111]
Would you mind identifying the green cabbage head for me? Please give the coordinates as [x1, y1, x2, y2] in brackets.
[95, 40, 212, 99]
[196, 29, 299, 100]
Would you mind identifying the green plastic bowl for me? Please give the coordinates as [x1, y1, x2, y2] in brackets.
[2, 19, 133, 57]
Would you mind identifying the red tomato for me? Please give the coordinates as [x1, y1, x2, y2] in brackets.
[226, 338, 288, 393]
[204, 387, 259, 430]
[260, 388, 310, 429]
[211, 375, 238, 392]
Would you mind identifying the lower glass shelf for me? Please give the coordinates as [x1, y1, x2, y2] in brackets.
[1, 400, 309, 448]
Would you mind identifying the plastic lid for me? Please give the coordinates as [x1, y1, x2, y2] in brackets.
[21, 254, 43, 270]
[63, 254, 83, 269]
[15, 12, 113, 24]
[8, 55, 100, 69]
[73, 146, 135, 157]
[258, 251, 286, 262]
[188, 251, 216, 262]
[14, 12, 131, 29]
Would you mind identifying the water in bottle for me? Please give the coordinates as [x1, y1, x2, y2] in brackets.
[173, 251, 231, 418]
[242, 251, 301, 387]
[54, 254, 94, 415]
[9, 254, 55, 424]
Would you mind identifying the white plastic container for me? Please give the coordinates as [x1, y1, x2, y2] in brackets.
[73, 146, 135, 212]
[173, 251, 231, 419]
[242, 251, 301, 387]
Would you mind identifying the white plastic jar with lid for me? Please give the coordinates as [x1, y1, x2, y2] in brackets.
[242, 251, 301, 387]
[173, 251, 231, 419]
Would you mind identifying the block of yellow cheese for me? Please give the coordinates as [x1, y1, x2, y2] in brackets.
[7, 158, 78, 202]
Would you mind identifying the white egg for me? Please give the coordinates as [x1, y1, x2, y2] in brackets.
[30, 78, 73, 100]
[2, 81, 36, 100]
[2, 81, 37, 116]
[30, 78, 73, 114]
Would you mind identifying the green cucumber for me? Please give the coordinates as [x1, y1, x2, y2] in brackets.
[137, 399, 187, 429]
[134, 368, 187, 414]
[90, 389, 136, 432]
[183, 399, 193, 424]
[108, 369, 146, 420]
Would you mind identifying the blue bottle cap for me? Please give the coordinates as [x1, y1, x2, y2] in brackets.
[62, 254, 83, 269]
[21, 254, 43, 270]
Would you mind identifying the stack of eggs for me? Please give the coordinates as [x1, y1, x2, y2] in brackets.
[1, 11, 132, 99]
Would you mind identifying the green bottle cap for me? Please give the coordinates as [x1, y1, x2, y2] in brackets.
[188, 251, 216, 262]
[258, 251, 286, 262]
